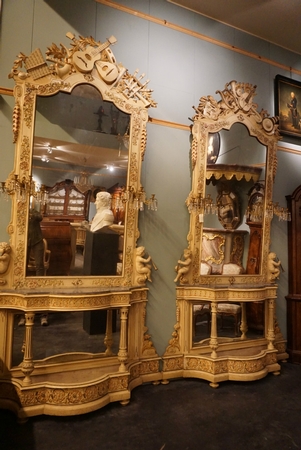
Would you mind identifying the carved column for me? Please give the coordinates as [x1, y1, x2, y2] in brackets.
[118, 307, 128, 372]
[104, 309, 114, 356]
[210, 303, 218, 358]
[267, 299, 275, 350]
[21, 312, 35, 385]
[240, 302, 248, 340]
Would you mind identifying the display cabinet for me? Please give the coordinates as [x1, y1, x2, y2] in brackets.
[45, 180, 90, 221]
[0, 32, 160, 420]
[163, 81, 288, 387]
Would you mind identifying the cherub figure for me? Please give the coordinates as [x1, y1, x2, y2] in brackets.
[135, 246, 152, 284]
[267, 252, 281, 283]
[174, 248, 192, 283]
[0, 242, 11, 275]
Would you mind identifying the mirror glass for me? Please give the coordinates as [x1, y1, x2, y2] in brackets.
[12, 309, 121, 367]
[192, 301, 264, 348]
[201, 123, 266, 276]
[29, 84, 130, 277]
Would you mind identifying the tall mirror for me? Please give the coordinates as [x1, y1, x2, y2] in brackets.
[5, 32, 157, 290]
[163, 81, 288, 388]
[31, 85, 130, 277]
[184, 81, 282, 287]
[0, 33, 160, 420]
[202, 123, 266, 278]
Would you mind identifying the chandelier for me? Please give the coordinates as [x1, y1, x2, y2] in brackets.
[74, 172, 93, 193]
[186, 192, 291, 222]
[0, 174, 48, 204]
[186, 194, 217, 219]
[113, 186, 158, 212]
[246, 201, 291, 222]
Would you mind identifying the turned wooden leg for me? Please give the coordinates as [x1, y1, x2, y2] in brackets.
[104, 309, 114, 356]
[118, 307, 128, 372]
[267, 298, 276, 350]
[210, 303, 218, 358]
[21, 312, 35, 385]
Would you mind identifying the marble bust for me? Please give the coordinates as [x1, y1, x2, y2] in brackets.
[90, 192, 114, 232]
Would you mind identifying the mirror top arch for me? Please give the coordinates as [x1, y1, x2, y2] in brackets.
[9, 32, 156, 110]
[186, 80, 281, 286]
[191, 80, 280, 144]
[6, 32, 156, 291]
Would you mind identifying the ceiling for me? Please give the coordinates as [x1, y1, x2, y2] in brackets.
[168, 0, 301, 55]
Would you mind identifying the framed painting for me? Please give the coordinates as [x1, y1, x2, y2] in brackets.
[275, 74, 301, 138]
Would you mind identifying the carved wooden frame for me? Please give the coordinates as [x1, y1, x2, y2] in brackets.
[0, 33, 161, 419]
[4, 32, 156, 291]
[162, 81, 287, 387]
[186, 80, 280, 287]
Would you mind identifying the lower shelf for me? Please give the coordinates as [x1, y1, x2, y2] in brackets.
[162, 346, 282, 388]
[0, 358, 161, 420]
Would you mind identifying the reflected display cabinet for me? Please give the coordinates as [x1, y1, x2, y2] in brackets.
[44, 180, 90, 220]
[0, 32, 160, 420]
[163, 81, 288, 387]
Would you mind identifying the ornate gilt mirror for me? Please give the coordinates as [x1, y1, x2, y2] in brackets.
[6, 32, 156, 290]
[0, 33, 160, 419]
[163, 81, 288, 387]
[186, 81, 281, 286]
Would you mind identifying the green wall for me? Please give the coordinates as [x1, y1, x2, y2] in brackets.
[1, 0, 301, 354]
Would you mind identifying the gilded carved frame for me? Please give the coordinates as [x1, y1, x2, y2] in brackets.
[4, 33, 156, 290]
[185, 80, 281, 286]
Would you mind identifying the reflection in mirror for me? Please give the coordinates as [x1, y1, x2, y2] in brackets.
[30, 84, 130, 277]
[202, 123, 266, 275]
[192, 302, 264, 348]
[192, 302, 211, 345]
[12, 310, 120, 367]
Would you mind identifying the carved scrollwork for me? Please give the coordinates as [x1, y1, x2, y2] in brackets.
[193, 80, 280, 138]
[9, 33, 157, 109]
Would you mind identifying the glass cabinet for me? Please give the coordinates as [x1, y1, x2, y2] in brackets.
[45, 180, 89, 220]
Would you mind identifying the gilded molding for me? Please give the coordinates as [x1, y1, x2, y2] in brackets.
[12, 102, 21, 143]
[162, 356, 184, 371]
[13, 375, 129, 407]
[184, 352, 277, 374]
[129, 360, 160, 383]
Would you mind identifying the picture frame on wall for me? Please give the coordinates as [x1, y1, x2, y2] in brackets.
[275, 74, 301, 138]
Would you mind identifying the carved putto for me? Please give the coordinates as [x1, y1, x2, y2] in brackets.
[267, 252, 282, 283]
[174, 248, 192, 284]
[134, 246, 153, 285]
[0, 242, 12, 282]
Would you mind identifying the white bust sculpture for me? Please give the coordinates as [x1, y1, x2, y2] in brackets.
[90, 191, 114, 232]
